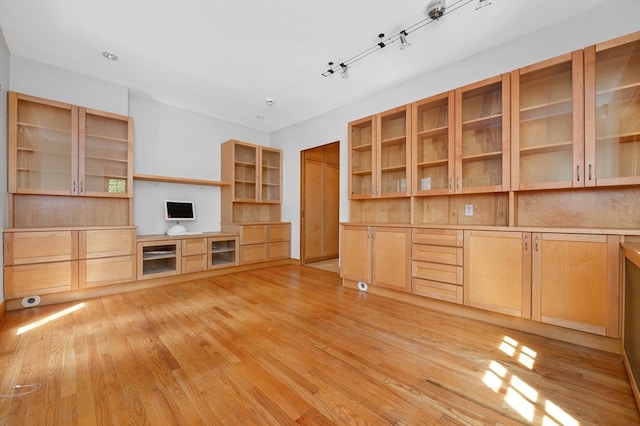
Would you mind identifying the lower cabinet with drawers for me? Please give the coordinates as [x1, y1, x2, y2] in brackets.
[222, 223, 291, 265]
[3, 227, 137, 299]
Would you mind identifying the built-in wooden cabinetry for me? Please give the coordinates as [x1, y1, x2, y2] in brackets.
[341, 225, 410, 293]
[4, 227, 136, 299]
[341, 31, 640, 346]
[220, 140, 290, 264]
[137, 233, 239, 280]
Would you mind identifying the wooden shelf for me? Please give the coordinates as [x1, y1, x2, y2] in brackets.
[133, 173, 230, 187]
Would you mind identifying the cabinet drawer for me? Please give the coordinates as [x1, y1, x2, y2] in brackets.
[412, 261, 463, 285]
[82, 228, 136, 259]
[182, 238, 208, 256]
[240, 244, 267, 264]
[240, 225, 267, 245]
[81, 256, 136, 288]
[4, 230, 77, 265]
[412, 244, 462, 265]
[182, 254, 208, 274]
[4, 261, 78, 299]
[412, 278, 463, 304]
[269, 241, 290, 260]
[269, 224, 291, 242]
[412, 228, 463, 247]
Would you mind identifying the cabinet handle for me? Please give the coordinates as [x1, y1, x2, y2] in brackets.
[535, 236, 539, 252]
[449, 177, 453, 191]
[456, 177, 461, 190]
[72, 180, 76, 193]
[367, 228, 371, 239]
[589, 164, 593, 181]
[576, 165, 580, 182]
[524, 235, 529, 251]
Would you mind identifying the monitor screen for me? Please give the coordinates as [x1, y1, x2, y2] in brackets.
[164, 200, 195, 221]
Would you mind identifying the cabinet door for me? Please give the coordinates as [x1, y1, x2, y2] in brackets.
[182, 237, 208, 256]
[260, 147, 282, 202]
[4, 230, 78, 265]
[80, 108, 133, 197]
[412, 92, 455, 195]
[348, 116, 376, 199]
[371, 227, 410, 292]
[512, 51, 584, 190]
[340, 225, 371, 283]
[464, 230, 531, 318]
[231, 141, 259, 201]
[455, 74, 510, 193]
[585, 32, 640, 187]
[378, 106, 411, 197]
[80, 256, 135, 288]
[5, 261, 78, 299]
[8, 92, 77, 195]
[81, 228, 136, 259]
[532, 233, 620, 337]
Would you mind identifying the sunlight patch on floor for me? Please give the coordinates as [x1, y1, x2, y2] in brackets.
[17, 302, 86, 335]
[483, 336, 580, 425]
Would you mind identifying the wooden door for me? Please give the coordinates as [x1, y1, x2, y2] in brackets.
[301, 142, 340, 263]
[371, 227, 410, 292]
[464, 230, 532, 318]
[532, 233, 620, 337]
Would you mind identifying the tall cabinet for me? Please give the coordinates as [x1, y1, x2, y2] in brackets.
[4, 92, 136, 301]
[221, 140, 290, 264]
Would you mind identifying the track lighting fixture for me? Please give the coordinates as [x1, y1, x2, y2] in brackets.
[322, 0, 490, 78]
[399, 30, 411, 50]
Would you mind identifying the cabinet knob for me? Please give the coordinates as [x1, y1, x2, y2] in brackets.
[576, 165, 580, 182]
[589, 164, 593, 181]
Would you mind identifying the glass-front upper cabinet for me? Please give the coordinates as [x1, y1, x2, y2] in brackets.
[80, 108, 133, 197]
[377, 105, 411, 197]
[8, 92, 133, 198]
[349, 115, 376, 199]
[412, 91, 454, 195]
[8, 92, 77, 195]
[455, 74, 510, 193]
[231, 141, 258, 201]
[260, 147, 282, 203]
[585, 31, 640, 187]
[512, 51, 584, 190]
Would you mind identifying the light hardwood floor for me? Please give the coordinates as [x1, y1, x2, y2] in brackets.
[0, 265, 638, 425]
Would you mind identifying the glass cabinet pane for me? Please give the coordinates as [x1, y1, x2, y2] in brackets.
[261, 148, 281, 202]
[233, 144, 257, 200]
[593, 38, 640, 182]
[414, 95, 451, 193]
[349, 117, 374, 198]
[460, 80, 505, 190]
[517, 60, 575, 186]
[379, 109, 408, 196]
[83, 111, 130, 195]
[15, 98, 74, 193]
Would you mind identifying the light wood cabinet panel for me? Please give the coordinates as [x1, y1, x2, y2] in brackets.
[8, 92, 133, 198]
[81, 228, 136, 258]
[532, 233, 620, 337]
[4, 230, 78, 265]
[412, 261, 462, 285]
[80, 255, 136, 288]
[412, 278, 463, 304]
[182, 237, 207, 256]
[412, 228, 463, 247]
[137, 239, 181, 280]
[464, 230, 531, 318]
[340, 225, 410, 292]
[269, 223, 291, 242]
[240, 244, 267, 264]
[585, 31, 640, 187]
[5, 261, 78, 299]
[232, 223, 290, 264]
[182, 254, 208, 274]
[511, 51, 584, 190]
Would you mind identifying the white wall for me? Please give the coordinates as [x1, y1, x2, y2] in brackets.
[271, 3, 640, 260]
[0, 27, 10, 303]
[129, 95, 269, 235]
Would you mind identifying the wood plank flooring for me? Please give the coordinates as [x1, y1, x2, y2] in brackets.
[0, 265, 638, 425]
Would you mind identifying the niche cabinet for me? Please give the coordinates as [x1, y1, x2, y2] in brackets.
[464, 230, 620, 337]
[584, 31, 640, 187]
[8, 91, 133, 198]
[340, 225, 410, 293]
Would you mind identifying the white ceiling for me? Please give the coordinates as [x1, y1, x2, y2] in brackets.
[0, 0, 621, 132]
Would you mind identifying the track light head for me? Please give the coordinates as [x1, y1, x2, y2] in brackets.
[399, 30, 411, 50]
[339, 63, 349, 79]
[427, 0, 445, 20]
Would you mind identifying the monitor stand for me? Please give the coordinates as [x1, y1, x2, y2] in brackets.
[167, 223, 187, 235]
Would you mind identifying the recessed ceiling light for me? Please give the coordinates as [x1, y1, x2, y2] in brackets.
[256, 115, 266, 120]
[265, 98, 276, 106]
[102, 51, 118, 61]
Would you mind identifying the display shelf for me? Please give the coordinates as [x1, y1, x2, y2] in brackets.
[133, 173, 229, 187]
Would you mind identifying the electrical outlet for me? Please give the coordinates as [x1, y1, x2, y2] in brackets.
[465, 204, 474, 216]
